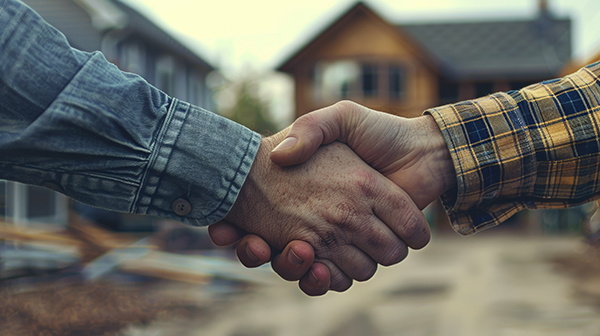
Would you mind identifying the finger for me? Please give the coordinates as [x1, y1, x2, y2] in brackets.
[271, 240, 315, 281]
[236, 234, 272, 268]
[208, 220, 247, 246]
[270, 101, 362, 166]
[298, 262, 331, 296]
[314, 259, 353, 292]
[350, 218, 410, 267]
[324, 244, 378, 282]
[375, 185, 431, 250]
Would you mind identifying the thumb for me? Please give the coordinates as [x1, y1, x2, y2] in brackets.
[270, 102, 352, 166]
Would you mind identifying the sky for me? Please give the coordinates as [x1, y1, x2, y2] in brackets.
[122, 0, 600, 73]
[121, 0, 600, 125]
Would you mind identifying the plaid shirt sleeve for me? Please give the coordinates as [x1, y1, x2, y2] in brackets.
[426, 61, 600, 236]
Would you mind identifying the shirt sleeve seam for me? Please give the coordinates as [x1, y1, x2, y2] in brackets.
[205, 131, 261, 224]
[131, 96, 179, 214]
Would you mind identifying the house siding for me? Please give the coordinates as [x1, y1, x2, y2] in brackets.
[8, 0, 215, 228]
[22, 0, 103, 52]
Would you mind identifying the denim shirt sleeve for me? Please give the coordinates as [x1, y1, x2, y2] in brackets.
[0, 0, 261, 226]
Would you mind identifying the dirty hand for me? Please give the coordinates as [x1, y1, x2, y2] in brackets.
[210, 126, 429, 295]
[271, 100, 456, 209]
[212, 101, 456, 295]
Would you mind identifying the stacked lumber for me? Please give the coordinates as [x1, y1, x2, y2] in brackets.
[0, 216, 276, 286]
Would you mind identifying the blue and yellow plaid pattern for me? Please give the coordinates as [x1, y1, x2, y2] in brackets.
[427, 62, 600, 235]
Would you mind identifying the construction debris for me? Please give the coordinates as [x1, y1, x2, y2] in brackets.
[1, 216, 275, 285]
[0, 215, 278, 335]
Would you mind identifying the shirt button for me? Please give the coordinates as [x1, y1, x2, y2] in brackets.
[172, 198, 192, 216]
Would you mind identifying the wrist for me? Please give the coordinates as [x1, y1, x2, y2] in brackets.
[225, 130, 287, 224]
[415, 115, 457, 194]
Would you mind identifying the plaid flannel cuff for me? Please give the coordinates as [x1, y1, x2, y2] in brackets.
[425, 92, 537, 235]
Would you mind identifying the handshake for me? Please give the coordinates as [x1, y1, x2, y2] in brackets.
[208, 101, 457, 296]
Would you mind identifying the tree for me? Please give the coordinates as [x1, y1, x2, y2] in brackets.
[223, 79, 279, 135]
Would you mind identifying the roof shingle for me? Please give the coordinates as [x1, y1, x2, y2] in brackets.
[402, 16, 571, 80]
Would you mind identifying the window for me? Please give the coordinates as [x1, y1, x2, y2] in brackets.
[187, 72, 205, 107]
[2, 182, 68, 226]
[120, 41, 145, 75]
[361, 64, 378, 97]
[313, 60, 360, 102]
[156, 56, 175, 96]
[388, 66, 405, 99]
[159, 71, 174, 96]
[313, 60, 407, 102]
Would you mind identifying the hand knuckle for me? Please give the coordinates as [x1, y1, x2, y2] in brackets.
[331, 276, 353, 292]
[401, 211, 427, 242]
[318, 231, 340, 250]
[328, 201, 361, 229]
[333, 100, 358, 113]
[395, 195, 409, 211]
[355, 263, 378, 282]
[402, 213, 420, 237]
[363, 226, 389, 247]
[380, 244, 409, 266]
[353, 171, 379, 199]
[296, 112, 318, 128]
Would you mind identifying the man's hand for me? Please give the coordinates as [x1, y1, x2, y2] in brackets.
[210, 127, 430, 295]
[270, 101, 456, 209]
[209, 225, 331, 295]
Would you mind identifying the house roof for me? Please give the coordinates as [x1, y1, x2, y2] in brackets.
[22, 0, 213, 71]
[402, 16, 571, 80]
[277, 2, 438, 74]
[111, 0, 213, 71]
[277, 1, 571, 81]
[21, 0, 105, 52]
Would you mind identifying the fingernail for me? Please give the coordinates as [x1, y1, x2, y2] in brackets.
[309, 270, 319, 284]
[272, 137, 297, 152]
[287, 248, 304, 265]
[245, 245, 258, 262]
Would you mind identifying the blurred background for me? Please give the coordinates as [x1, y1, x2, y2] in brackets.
[2, 0, 600, 335]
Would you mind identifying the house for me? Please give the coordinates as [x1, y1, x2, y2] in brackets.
[22, 0, 214, 108]
[278, 0, 571, 118]
[1, 0, 215, 227]
[277, 0, 571, 231]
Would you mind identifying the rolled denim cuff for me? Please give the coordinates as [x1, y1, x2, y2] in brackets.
[136, 99, 261, 226]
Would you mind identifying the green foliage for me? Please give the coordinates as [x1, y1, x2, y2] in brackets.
[225, 80, 278, 135]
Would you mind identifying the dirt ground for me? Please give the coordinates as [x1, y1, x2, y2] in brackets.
[2, 234, 600, 336]
[0, 280, 206, 336]
[552, 244, 600, 308]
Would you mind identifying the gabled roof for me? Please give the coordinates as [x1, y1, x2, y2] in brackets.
[22, 0, 213, 71]
[403, 16, 571, 80]
[277, 2, 438, 73]
[21, 0, 105, 52]
[112, 0, 213, 71]
[277, 1, 571, 80]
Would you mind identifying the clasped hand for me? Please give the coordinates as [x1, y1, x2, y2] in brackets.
[209, 101, 456, 295]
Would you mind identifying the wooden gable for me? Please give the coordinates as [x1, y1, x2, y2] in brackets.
[278, 3, 436, 72]
[278, 2, 439, 118]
